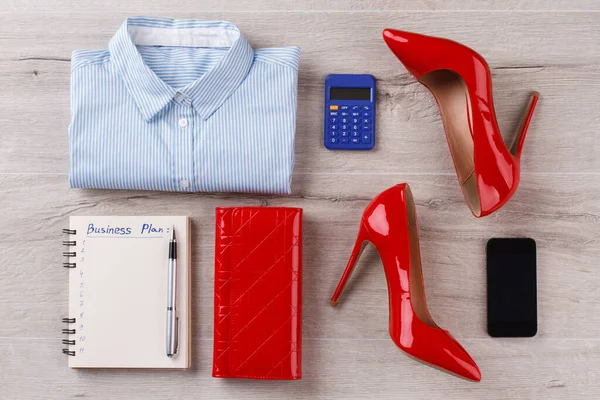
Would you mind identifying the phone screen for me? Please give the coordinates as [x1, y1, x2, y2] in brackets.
[486, 238, 537, 337]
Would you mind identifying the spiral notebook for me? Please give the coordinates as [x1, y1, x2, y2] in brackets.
[62, 216, 191, 369]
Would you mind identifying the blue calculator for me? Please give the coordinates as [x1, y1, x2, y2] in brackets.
[324, 74, 376, 150]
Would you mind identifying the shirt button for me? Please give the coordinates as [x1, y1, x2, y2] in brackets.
[174, 92, 185, 101]
[180, 179, 189, 188]
[178, 118, 188, 128]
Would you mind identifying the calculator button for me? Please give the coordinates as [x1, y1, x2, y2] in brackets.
[341, 125, 348, 130]
[340, 105, 350, 110]
[352, 118, 359, 124]
[329, 105, 339, 110]
[362, 134, 371, 143]
[331, 125, 338, 130]
[329, 111, 338, 116]
[363, 119, 371, 124]
[363, 105, 371, 110]
[351, 137, 361, 144]
[341, 111, 349, 116]
[341, 131, 349, 137]
[351, 131, 360, 137]
[351, 112, 360, 117]
[329, 130, 337, 137]
[330, 137, 338, 144]
[362, 125, 371, 131]
[352, 106, 361, 110]
[341, 137, 349, 144]
[341, 118, 348, 123]
[352, 125, 359, 130]
[363, 111, 371, 117]
[329, 117, 337, 124]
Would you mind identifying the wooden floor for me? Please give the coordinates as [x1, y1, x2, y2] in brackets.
[1, 2, 600, 399]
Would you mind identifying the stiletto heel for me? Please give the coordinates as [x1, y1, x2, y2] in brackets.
[511, 91, 540, 158]
[330, 226, 368, 306]
[330, 183, 481, 381]
[382, 29, 541, 217]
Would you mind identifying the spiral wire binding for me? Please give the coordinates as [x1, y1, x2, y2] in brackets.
[62, 317, 76, 355]
[62, 228, 78, 356]
[63, 228, 77, 268]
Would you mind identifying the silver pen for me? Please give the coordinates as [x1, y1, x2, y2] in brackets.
[166, 226, 179, 358]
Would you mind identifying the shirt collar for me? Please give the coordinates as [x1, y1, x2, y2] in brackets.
[109, 17, 255, 122]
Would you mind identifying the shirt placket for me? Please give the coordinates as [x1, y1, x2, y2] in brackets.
[174, 92, 195, 192]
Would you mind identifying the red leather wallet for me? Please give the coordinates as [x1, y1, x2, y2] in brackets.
[212, 207, 302, 380]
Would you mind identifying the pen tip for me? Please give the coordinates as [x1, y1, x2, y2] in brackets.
[171, 225, 176, 241]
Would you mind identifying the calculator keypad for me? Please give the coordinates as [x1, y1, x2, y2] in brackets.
[327, 104, 373, 148]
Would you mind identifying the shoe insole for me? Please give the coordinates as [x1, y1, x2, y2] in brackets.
[405, 186, 437, 328]
[420, 70, 481, 217]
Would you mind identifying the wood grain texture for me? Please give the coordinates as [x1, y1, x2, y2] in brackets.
[1, 4, 599, 399]
[1, 13, 600, 174]
[1, 339, 599, 399]
[1, 173, 600, 342]
[3, 61, 600, 174]
[3, 0, 600, 12]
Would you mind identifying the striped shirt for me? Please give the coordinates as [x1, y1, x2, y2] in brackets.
[69, 17, 300, 194]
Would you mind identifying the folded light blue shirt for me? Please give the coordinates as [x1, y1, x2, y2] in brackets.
[69, 17, 300, 194]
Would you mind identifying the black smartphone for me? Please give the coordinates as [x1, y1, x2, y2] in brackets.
[486, 238, 537, 337]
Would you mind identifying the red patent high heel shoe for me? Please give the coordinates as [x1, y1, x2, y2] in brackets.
[330, 184, 481, 381]
[382, 29, 540, 217]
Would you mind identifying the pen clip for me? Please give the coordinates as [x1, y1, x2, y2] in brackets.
[174, 316, 179, 355]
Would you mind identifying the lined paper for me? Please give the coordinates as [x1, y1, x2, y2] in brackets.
[67, 216, 191, 369]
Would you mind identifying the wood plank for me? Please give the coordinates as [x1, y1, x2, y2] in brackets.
[1, 12, 599, 174]
[1, 174, 599, 340]
[2, 4, 599, 399]
[3, 0, 599, 12]
[0, 338, 598, 399]
[1, 62, 600, 174]
[1, 12, 598, 64]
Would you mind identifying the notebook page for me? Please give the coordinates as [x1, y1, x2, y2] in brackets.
[67, 216, 190, 368]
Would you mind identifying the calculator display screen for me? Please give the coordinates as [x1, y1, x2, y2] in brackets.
[330, 87, 371, 101]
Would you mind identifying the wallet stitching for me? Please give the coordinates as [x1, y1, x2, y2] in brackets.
[230, 212, 297, 273]
[216, 209, 260, 255]
[228, 209, 244, 374]
[231, 245, 296, 306]
[232, 315, 293, 375]
[265, 347, 296, 377]
[216, 211, 297, 292]
[231, 281, 293, 340]
[218, 208, 301, 379]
